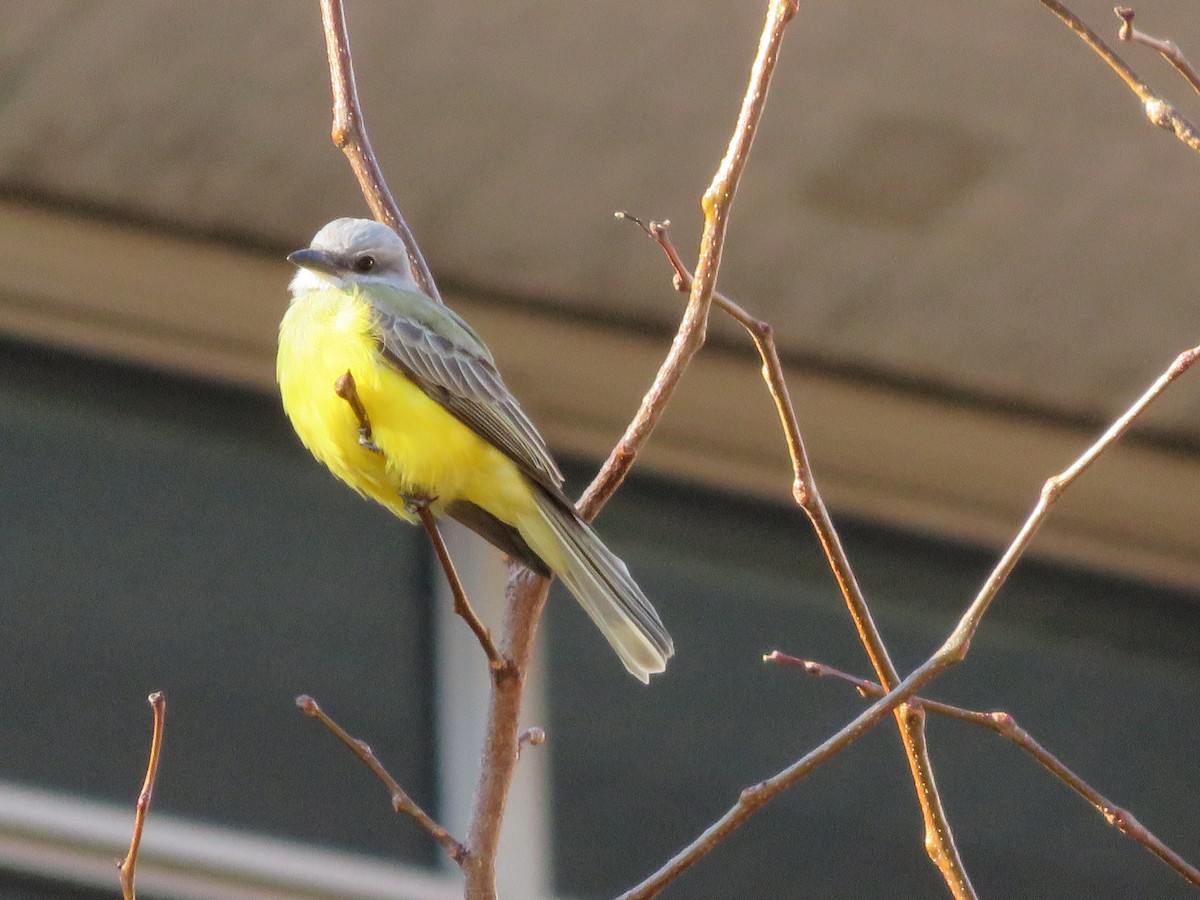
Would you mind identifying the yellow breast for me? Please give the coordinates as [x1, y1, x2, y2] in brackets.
[277, 286, 532, 524]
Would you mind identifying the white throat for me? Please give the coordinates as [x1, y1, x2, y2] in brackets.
[288, 267, 345, 297]
[288, 266, 424, 300]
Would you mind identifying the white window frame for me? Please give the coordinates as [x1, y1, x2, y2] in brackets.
[0, 530, 556, 899]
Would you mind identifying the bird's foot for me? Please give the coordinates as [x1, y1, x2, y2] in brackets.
[401, 491, 438, 516]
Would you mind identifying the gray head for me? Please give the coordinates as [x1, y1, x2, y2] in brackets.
[287, 218, 418, 295]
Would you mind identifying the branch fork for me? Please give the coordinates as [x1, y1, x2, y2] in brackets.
[767, 652, 1200, 888]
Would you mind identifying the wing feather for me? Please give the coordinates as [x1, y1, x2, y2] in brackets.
[364, 285, 565, 493]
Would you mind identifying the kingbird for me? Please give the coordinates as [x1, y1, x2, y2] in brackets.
[278, 218, 673, 681]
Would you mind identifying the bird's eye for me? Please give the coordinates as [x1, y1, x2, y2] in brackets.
[352, 254, 376, 273]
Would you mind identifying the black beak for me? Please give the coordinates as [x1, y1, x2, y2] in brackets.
[286, 248, 343, 275]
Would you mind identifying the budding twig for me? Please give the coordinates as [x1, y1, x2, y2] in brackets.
[296, 695, 467, 864]
[462, 3, 803, 895]
[517, 726, 546, 758]
[577, 0, 799, 523]
[1116, 7, 1200, 98]
[118, 692, 165, 900]
[1038, 1, 1200, 153]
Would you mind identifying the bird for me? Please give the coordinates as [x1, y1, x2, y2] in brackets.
[278, 217, 673, 681]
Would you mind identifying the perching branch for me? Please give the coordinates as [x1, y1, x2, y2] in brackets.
[317, 0, 442, 303]
[1116, 7, 1200, 98]
[331, 372, 508, 675]
[296, 695, 467, 865]
[313, 0, 799, 889]
[618, 212, 975, 898]
[619, 344, 1199, 898]
[767, 652, 1200, 890]
[464, 3, 800, 897]
[1038, 1, 1200, 153]
[310, 4, 549, 894]
[118, 692, 165, 900]
[415, 504, 512, 678]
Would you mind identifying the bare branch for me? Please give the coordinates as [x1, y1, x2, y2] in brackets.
[296, 695, 467, 865]
[1116, 7, 1200, 98]
[1038, 1, 1200, 153]
[768, 652, 1200, 889]
[317, 0, 442, 302]
[415, 504, 513, 678]
[619, 344, 1199, 898]
[118, 692, 165, 900]
[618, 212, 975, 897]
[577, 0, 798, 522]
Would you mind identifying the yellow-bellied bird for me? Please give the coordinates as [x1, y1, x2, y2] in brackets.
[278, 218, 673, 681]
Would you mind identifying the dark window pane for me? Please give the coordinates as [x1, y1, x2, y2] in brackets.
[0, 342, 438, 866]
[546, 472, 1200, 899]
[0, 871, 113, 900]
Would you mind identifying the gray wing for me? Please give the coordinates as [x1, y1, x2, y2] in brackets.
[367, 287, 565, 494]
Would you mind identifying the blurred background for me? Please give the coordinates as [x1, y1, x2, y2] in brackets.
[0, 1, 1198, 898]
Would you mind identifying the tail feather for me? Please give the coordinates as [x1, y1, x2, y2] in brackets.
[528, 490, 673, 682]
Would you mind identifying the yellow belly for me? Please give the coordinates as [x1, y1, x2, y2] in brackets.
[276, 286, 537, 527]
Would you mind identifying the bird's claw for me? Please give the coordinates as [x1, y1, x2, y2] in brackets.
[402, 492, 437, 515]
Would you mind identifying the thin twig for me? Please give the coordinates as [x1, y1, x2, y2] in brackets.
[619, 345, 1199, 898]
[768, 652, 1200, 889]
[296, 695, 467, 864]
[317, 0, 442, 303]
[1038, 1, 1200, 153]
[415, 504, 513, 678]
[577, 0, 798, 522]
[118, 692, 165, 900]
[618, 211, 975, 898]
[1116, 7, 1200, 98]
